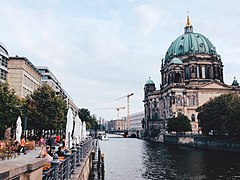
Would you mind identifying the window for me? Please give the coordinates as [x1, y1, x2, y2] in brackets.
[176, 96, 182, 106]
[191, 114, 196, 122]
[189, 96, 196, 106]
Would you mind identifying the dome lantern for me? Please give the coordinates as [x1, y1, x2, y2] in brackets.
[184, 13, 193, 33]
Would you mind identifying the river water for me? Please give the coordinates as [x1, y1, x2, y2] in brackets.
[99, 138, 240, 180]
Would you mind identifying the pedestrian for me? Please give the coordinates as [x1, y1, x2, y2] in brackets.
[55, 134, 60, 145]
[18, 136, 26, 155]
[39, 136, 45, 146]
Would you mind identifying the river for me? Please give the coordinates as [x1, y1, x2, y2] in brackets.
[99, 138, 240, 180]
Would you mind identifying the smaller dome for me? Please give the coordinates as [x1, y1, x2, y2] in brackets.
[169, 58, 183, 65]
[145, 77, 155, 85]
[232, 77, 239, 86]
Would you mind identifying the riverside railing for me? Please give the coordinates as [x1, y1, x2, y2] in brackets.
[42, 137, 96, 180]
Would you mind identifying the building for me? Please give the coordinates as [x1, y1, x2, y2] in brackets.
[129, 111, 144, 132]
[37, 66, 63, 95]
[7, 56, 41, 97]
[143, 16, 240, 138]
[37, 66, 78, 115]
[108, 119, 126, 131]
[0, 42, 9, 82]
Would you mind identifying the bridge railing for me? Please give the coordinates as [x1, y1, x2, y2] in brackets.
[42, 137, 96, 180]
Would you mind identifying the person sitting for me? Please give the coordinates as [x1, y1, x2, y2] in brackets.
[38, 146, 45, 158]
[56, 146, 65, 156]
[44, 151, 53, 163]
[17, 137, 26, 155]
[46, 146, 53, 156]
[51, 146, 56, 156]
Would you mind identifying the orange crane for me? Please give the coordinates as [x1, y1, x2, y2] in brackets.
[97, 106, 126, 119]
[115, 93, 134, 130]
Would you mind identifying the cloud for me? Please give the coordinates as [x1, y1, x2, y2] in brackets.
[134, 4, 162, 34]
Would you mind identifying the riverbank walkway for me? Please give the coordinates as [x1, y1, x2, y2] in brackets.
[0, 137, 99, 180]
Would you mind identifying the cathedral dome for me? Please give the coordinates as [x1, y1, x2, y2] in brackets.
[164, 16, 217, 64]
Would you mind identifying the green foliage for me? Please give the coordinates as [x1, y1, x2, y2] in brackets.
[0, 82, 21, 138]
[25, 84, 67, 131]
[197, 93, 240, 136]
[168, 114, 192, 133]
[78, 108, 97, 129]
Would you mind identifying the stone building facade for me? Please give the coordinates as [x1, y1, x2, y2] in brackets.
[108, 119, 126, 131]
[7, 56, 42, 97]
[129, 111, 144, 132]
[143, 16, 240, 138]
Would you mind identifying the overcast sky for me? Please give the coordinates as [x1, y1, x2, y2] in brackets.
[1, 0, 240, 121]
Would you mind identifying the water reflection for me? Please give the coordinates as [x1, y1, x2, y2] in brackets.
[100, 138, 240, 180]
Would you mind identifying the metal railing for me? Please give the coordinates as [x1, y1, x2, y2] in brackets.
[42, 137, 96, 180]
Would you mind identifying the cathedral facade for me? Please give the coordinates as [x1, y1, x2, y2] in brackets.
[143, 16, 240, 138]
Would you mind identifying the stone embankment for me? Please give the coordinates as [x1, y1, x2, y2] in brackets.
[164, 134, 240, 152]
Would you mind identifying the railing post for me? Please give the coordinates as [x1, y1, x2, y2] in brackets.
[64, 149, 71, 180]
[81, 141, 84, 160]
[101, 153, 105, 180]
[76, 144, 81, 166]
[51, 154, 60, 180]
[71, 146, 77, 173]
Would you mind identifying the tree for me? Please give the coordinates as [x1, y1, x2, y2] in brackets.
[197, 93, 240, 136]
[24, 84, 67, 132]
[167, 114, 192, 133]
[78, 108, 97, 129]
[0, 82, 21, 138]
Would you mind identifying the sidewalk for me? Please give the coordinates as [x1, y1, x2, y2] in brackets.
[0, 147, 47, 179]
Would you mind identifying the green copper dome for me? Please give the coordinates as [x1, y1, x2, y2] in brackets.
[145, 77, 155, 85]
[164, 16, 217, 64]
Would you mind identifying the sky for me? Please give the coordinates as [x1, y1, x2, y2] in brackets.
[1, 0, 240, 121]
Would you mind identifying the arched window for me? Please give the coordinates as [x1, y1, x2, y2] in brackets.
[189, 95, 196, 106]
[175, 72, 181, 83]
[176, 95, 182, 106]
[191, 114, 196, 122]
[185, 66, 190, 79]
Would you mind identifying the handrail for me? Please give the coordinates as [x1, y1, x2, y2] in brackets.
[42, 137, 96, 180]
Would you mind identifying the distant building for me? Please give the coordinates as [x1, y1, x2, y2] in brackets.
[0, 42, 9, 82]
[7, 56, 41, 97]
[37, 66, 78, 115]
[129, 111, 144, 132]
[143, 16, 240, 138]
[108, 119, 126, 131]
[37, 66, 63, 95]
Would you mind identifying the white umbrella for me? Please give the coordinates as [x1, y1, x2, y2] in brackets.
[79, 118, 82, 142]
[73, 115, 81, 145]
[15, 116, 22, 143]
[82, 121, 87, 140]
[65, 108, 74, 149]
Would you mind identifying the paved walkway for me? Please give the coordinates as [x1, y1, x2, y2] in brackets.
[0, 147, 47, 179]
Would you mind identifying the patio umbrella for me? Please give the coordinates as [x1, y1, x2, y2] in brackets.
[82, 121, 86, 140]
[65, 108, 74, 149]
[15, 116, 22, 143]
[73, 115, 81, 145]
[79, 118, 82, 142]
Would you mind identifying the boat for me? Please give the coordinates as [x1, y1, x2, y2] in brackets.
[99, 134, 109, 141]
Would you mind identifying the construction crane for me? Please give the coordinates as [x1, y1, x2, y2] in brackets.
[115, 93, 134, 130]
[97, 106, 125, 119]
